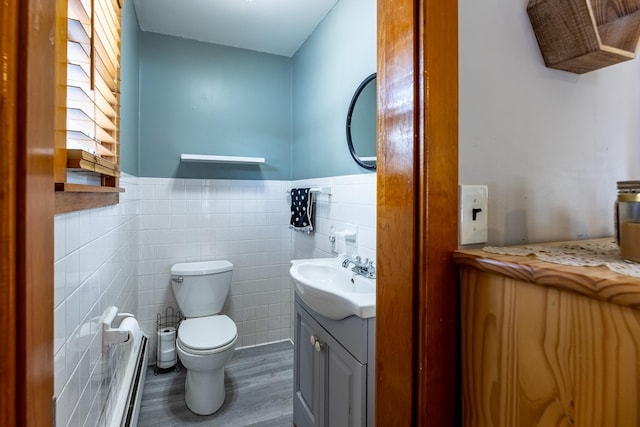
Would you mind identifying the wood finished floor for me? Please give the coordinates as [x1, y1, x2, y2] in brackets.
[137, 341, 293, 426]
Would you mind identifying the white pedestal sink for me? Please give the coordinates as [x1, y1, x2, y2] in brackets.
[289, 257, 376, 320]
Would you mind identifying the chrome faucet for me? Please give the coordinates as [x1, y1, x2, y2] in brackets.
[342, 255, 376, 279]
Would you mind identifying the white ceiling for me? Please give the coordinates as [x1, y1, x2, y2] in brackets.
[132, 0, 339, 57]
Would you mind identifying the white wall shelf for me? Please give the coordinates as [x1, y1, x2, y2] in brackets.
[180, 154, 266, 165]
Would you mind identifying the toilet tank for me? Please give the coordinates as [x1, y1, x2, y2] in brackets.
[171, 260, 233, 317]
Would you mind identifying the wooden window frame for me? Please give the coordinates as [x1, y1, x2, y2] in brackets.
[55, 0, 124, 214]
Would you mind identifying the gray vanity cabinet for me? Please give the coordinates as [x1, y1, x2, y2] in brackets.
[293, 296, 375, 427]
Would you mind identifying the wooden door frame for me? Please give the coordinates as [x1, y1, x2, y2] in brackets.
[376, 0, 459, 425]
[1, 0, 55, 425]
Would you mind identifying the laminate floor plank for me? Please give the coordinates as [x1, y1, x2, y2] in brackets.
[137, 341, 293, 426]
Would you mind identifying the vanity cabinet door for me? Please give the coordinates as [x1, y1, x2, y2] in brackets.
[294, 304, 325, 427]
[294, 302, 367, 427]
[325, 335, 366, 427]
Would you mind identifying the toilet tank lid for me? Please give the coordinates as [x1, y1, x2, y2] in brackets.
[171, 260, 233, 276]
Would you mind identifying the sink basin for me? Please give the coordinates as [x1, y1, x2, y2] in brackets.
[289, 258, 376, 320]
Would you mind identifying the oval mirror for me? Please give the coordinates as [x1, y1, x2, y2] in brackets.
[346, 73, 377, 170]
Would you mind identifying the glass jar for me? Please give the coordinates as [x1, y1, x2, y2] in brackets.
[616, 180, 640, 263]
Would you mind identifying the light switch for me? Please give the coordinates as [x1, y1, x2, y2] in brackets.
[459, 185, 488, 245]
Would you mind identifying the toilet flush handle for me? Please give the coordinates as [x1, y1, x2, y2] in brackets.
[172, 276, 184, 283]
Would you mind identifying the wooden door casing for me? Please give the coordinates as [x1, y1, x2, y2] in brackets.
[1, 0, 55, 425]
[1, 1, 19, 424]
[376, 0, 459, 425]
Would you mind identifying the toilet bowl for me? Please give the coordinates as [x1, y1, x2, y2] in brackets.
[171, 260, 237, 415]
[176, 315, 237, 415]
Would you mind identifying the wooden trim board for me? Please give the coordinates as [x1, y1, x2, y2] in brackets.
[2, 0, 55, 425]
[376, 0, 459, 425]
[1, 0, 20, 424]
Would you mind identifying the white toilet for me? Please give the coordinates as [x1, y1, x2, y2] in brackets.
[170, 260, 238, 415]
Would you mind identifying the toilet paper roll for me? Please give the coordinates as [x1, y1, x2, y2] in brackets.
[157, 326, 177, 369]
[120, 317, 142, 349]
[158, 348, 177, 362]
[157, 355, 177, 368]
[158, 327, 176, 348]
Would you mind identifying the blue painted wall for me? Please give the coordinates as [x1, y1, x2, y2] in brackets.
[291, 0, 376, 179]
[120, 0, 140, 175]
[134, 0, 375, 180]
[138, 33, 292, 180]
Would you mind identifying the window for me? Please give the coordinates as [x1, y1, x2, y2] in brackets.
[55, 0, 124, 213]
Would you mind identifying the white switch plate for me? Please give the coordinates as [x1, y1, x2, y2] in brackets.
[459, 185, 488, 245]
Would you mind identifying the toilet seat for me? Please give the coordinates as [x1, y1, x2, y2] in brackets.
[178, 315, 237, 354]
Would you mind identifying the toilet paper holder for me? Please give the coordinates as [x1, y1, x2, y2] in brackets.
[103, 305, 135, 349]
[155, 306, 182, 372]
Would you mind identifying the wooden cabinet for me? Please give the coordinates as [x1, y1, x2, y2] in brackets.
[455, 241, 640, 427]
[294, 296, 375, 427]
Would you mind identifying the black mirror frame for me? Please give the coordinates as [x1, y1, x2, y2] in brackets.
[346, 72, 376, 170]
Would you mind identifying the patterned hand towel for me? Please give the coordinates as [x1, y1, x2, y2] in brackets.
[289, 188, 314, 232]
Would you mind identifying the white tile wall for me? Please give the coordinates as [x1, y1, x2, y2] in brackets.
[53, 172, 376, 427]
[290, 174, 377, 260]
[54, 175, 138, 427]
[135, 178, 293, 359]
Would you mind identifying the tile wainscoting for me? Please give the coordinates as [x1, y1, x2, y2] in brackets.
[54, 175, 139, 427]
[135, 177, 293, 355]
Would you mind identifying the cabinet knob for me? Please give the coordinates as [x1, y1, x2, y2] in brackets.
[310, 335, 324, 352]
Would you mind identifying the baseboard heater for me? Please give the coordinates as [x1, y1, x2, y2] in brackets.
[122, 334, 149, 426]
[108, 333, 149, 427]
[102, 307, 149, 427]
